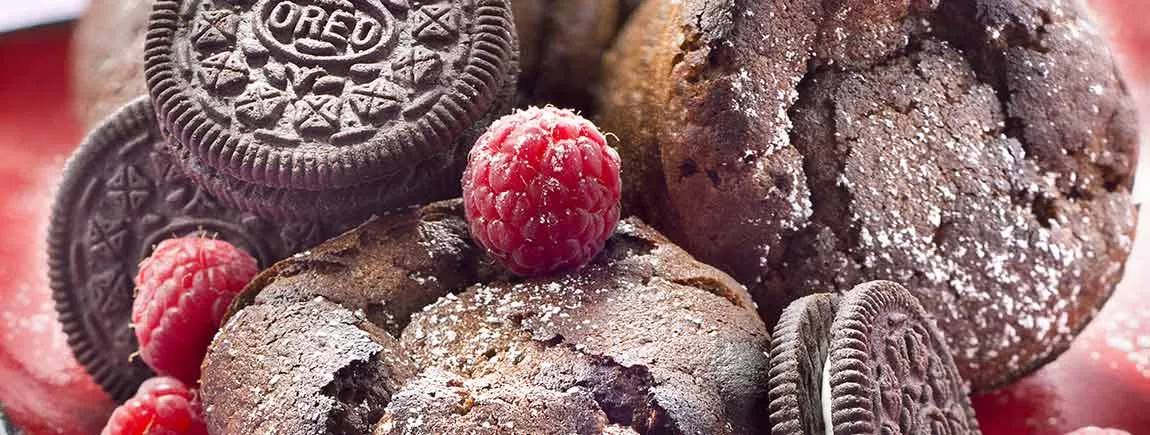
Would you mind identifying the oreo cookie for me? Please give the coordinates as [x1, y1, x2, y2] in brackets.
[768, 281, 980, 434]
[48, 96, 348, 402]
[144, 0, 519, 219]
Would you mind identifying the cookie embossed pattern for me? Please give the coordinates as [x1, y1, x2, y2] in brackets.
[863, 299, 973, 433]
[47, 97, 341, 402]
[144, 0, 518, 219]
[826, 282, 978, 434]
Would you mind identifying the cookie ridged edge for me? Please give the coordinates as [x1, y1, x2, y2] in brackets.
[48, 96, 158, 402]
[143, 0, 517, 191]
[827, 280, 981, 435]
[159, 133, 453, 221]
[767, 292, 836, 435]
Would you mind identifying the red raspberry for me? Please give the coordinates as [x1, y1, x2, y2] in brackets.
[101, 376, 208, 435]
[462, 107, 622, 276]
[132, 237, 258, 386]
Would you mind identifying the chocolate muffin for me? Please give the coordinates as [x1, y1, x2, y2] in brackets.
[228, 200, 501, 336]
[202, 205, 771, 434]
[597, 0, 1140, 391]
[202, 200, 488, 434]
[511, 0, 620, 112]
[391, 218, 768, 434]
[202, 297, 417, 435]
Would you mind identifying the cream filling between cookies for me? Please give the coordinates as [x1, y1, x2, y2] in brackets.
[822, 355, 833, 435]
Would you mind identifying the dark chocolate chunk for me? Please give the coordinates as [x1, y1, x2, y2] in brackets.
[47, 96, 347, 402]
[768, 281, 980, 434]
[144, 0, 519, 219]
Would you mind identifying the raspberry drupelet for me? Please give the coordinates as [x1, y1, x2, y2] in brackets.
[462, 107, 622, 276]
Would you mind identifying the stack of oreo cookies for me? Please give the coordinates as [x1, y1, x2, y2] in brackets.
[144, 0, 519, 220]
[52, 0, 519, 402]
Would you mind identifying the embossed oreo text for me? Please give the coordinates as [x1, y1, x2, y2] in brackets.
[258, 0, 394, 63]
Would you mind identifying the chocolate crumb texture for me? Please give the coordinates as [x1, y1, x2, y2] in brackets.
[395, 217, 770, 434]
[202, 297, 417, 435]
[229, 199, 498, 336]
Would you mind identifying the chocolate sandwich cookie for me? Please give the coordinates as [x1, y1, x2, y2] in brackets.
[768, 281, 980, 434]
[144, 0, 519, 219]
[767, 293, 836, 435]
[48, 96, 348, 402]
[598, 0, 1140, 391]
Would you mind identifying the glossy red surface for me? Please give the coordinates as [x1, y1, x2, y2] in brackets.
[0, 3, 1147, 433]
[0, 26, 115, 435]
